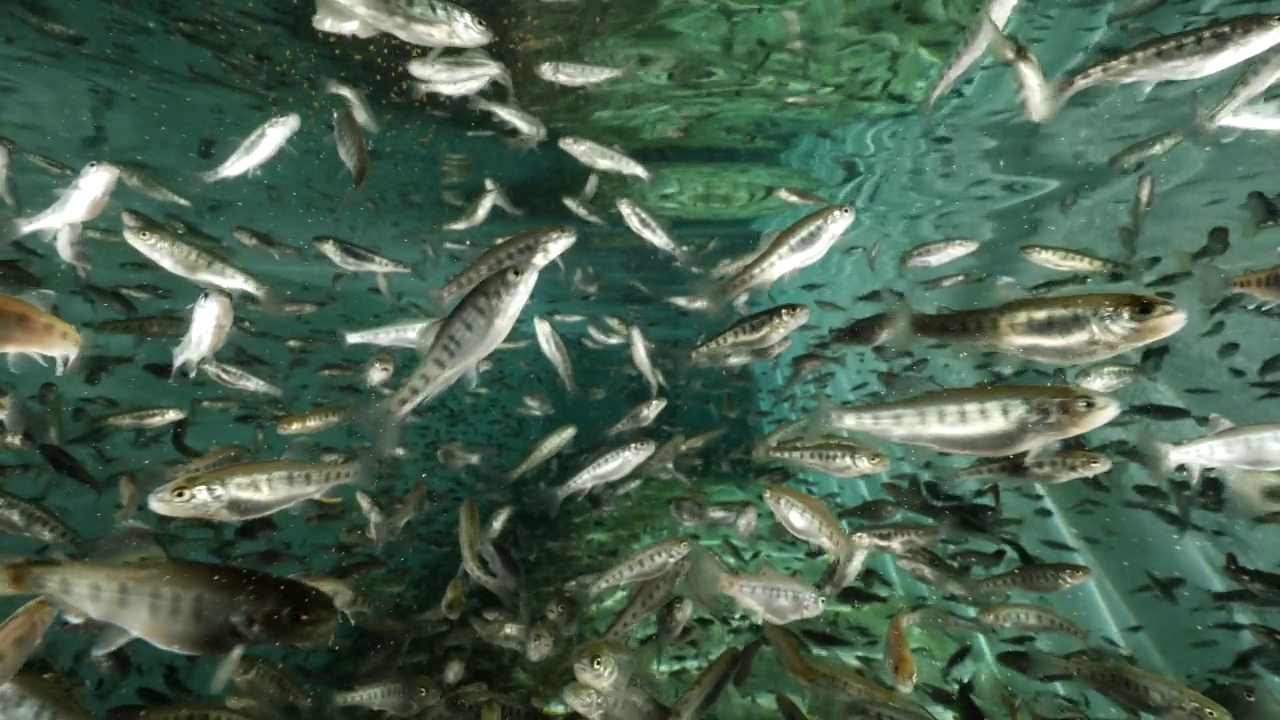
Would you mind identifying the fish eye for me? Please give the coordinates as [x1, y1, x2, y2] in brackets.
[137, 230, 150, 239]
[591, 655, 603, 671]
[169, 485, 192, 502]
[509, 268, 524, 278]
[418, 686, 429, 697]
[1074, 398, 1096, 411]
[1244, 690, 1255, 701]
[86, 162, 98, 169]
[1132, 301, 1157, 317]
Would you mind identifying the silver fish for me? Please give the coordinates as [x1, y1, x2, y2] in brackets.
[818, 385, 1120, 456]
[550, 439, 657, 516]
[333, 106, 369, 193]
[533, 316, 576, 394]
[719, 205, 855, 304]
[924, 0, 1020, 112]
[507, 424, 577, 480]
[10, 161, 119, 239]
[535, 61, 626, 87]
[171, 290, 233, 380]
[558, 136, 651, 181]
[200, 113, 301, 183]
[321, 77, 379, 132]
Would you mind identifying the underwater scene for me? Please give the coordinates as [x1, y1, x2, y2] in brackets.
[7, 0, 1280, 717]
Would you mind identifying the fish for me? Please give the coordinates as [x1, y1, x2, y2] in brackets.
[558, 136, 651, 181]
[372, 266, 544, 451]
[120, 210, 272, 302]
[999, 649, 1230, 719]
[171, 290, 233, 381]
[890, 293, 1187, 366]
[617, 198, 691, 265]
[690, 304, 809, 366]
[9, 161, 119, 239]
[0, 138, 18, 211]
[0, 598, 57, 685]
[549, 439, 656, 516]
[333, 106, 369, 195]
[1052, 14, 1280, 117]
[200, 113, 301, 182]
[536, 61, 627, 87]
[507, 424, 577, 480]
[899, 238, 980, 269]
[815, 385, 1120, 456]
[533, 316, 576, 394]
[321, 77, 379, 132]
[0, 291, 82, 374]
[0, 558, 337, 657]
[924, 0, 1020, 112]
[1144, 415, 1280, 489]
[147, 454, 371, 521]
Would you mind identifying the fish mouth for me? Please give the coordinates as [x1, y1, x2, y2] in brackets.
[1137, 306, 1189, 341]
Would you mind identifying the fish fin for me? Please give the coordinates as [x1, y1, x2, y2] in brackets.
[61, 328, 93, 378]
[543, 484, 565, 518]
[18, 289, 56, 313]
[463, 365, 479, 391]
[315, 495, 343, 505]
[1207, 413, 1236, 434]
[581, 172, 600, 200]
[7, 353, 46, 374]
[90, 625, 135, 657]
[487, 179, 522, 216]
[801, 394, 839, 443]
[375, 273, 391, 298]
[1137, 431, 1175, 480]
[686, 545, 729, 615]
[209, 644, 245, 694]
[355, 398, 403, 459]
[1167, 251, 1229, 305]
[819, 545, 870, 594]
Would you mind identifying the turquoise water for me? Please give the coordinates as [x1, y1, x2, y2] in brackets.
[2, 0, 1280, 718]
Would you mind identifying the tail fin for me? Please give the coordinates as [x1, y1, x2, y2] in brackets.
[685, 546, 728, 614]
[355, 397, 403, 459]
[62, 329, 94, 379]
[1137, 431, 1175, 480]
